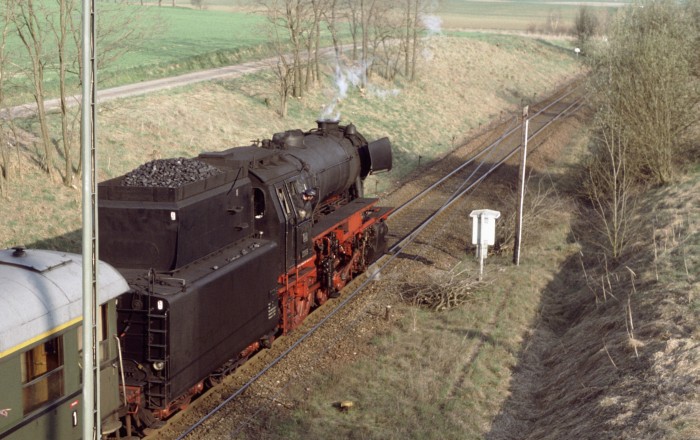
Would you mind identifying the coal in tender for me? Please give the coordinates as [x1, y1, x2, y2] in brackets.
[122, 158, 223, 188]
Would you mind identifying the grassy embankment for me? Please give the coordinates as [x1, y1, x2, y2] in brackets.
[1, 33, 580, 250]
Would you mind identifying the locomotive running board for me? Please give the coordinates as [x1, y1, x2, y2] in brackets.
[311, 197, 390, 238]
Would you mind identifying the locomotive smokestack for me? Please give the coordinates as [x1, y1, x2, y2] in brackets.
[317, 119, 339, 133]
[359, 137, 392, 178]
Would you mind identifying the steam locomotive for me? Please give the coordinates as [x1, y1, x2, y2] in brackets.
[0, 120, 391, 439]
[99, 120, 393, 433]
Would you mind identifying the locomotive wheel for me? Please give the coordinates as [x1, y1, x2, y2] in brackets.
[315, 288, 329, 306]
[206, 374, 223, 388]
[292, 291, 313, 328]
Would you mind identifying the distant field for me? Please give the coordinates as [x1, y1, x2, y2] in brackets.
[436, 0, 624, 32]
[3, 3, 271, 105]
[101, 5, 268, 76]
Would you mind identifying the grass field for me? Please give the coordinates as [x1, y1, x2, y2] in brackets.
[2, 3, 272, 105]
[433, 0, 622, 32]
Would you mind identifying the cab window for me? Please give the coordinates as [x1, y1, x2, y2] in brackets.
[254, 188, 266, 219]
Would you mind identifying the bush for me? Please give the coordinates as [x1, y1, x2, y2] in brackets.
[574, 5, 598, 49]
[587, 0, 699, 186]
[582, 0, 699, 259]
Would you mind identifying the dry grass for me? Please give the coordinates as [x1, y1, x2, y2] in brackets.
[0, 34, 579, 250]
[487, 157, 700, 439]
[231, 86, 587, 440]
[232, 106, 698, 440]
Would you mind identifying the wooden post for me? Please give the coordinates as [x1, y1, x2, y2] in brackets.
[513, 106, 529, 265]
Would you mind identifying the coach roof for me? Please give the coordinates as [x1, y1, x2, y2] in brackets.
[0, 248, 129, 358]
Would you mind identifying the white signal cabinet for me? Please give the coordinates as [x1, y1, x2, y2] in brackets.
[470, 209, 501, 247]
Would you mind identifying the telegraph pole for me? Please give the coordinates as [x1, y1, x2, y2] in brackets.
[513, 106, 529, 266]
[81, 0, 100, 438]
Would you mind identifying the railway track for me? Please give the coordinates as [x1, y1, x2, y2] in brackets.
[149, 81, 586, 440]
[385, 81, 585, 252]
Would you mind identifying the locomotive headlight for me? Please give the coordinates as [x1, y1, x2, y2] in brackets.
[157, 300, 164, 310]
[153, 361, 165, 371]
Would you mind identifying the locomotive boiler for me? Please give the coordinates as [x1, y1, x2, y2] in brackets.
[97, 121, 392, 430]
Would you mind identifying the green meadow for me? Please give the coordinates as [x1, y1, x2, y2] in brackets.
[436, 0, 623, 31]
[3, 3, 271, 105]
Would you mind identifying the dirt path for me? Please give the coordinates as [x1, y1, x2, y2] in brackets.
[0, 47, 341, 120]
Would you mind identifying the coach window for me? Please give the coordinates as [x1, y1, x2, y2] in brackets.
[21, 335, 65, 414]
[78, 304, 109, 362]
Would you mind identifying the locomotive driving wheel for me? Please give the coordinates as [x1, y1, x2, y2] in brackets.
[315, 288, 329, 306]
[291, 291, 313, 329]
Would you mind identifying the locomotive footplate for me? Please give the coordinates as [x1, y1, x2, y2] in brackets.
[311, 197, 391, 238]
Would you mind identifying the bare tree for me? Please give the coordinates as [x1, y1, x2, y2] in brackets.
[408, 0, 422, 80]
[49, 0, 78, 186]
[260, 0, 316, 98]
[371, 3, 402, 80]
[323, 0, 342, 59]
[575, 5, 598, 50]
[274, 55, 295, 117]
[344, 0, 360, 60]
[302, 0, 324, 89]
[359, 0, 377, 83]
[407, 0, 435, 81]
[308, 0, 324, 86]
[262, 1, 298, 116]
[68, 2, 159, 174]
[261, 0, 309, 98]
[583, 114, 636, 259]
[11, 0, 55, 177]
[0, 1, 15, 197]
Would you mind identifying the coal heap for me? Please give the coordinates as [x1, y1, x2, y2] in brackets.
[122, 158, 222, 188]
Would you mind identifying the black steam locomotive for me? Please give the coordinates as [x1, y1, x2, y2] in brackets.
[97, 120, 392, 430]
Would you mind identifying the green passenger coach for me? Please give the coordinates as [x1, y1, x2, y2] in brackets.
[0, 248, 129, 440]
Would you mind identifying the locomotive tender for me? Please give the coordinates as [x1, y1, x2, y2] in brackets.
[96, 120, 393, 432]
